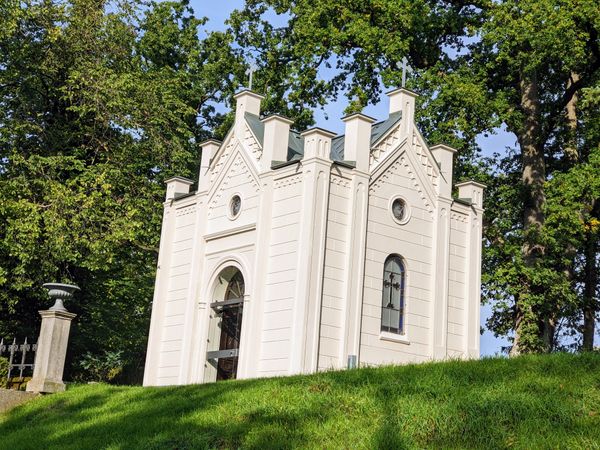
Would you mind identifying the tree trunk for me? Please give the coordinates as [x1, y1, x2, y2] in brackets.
[534, 72, 585, 352]
[582, 202, 598, 351]
[564, 72, 580, 163]
[512, 71, 546, 356]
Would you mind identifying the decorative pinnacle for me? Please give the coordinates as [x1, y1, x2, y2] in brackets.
[397, 57, 414, 88]
[245, 59, 258, 90]
[43, 283, 80, 312]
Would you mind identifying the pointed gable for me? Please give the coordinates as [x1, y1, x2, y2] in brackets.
[207, 146, 259, 219]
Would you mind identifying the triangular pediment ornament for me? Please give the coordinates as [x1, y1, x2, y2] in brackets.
[370, 122, 403, 168]
[209, 131, 236, 186]
[369, 148, 435, 218]
[412, 130, 440, 192]
[207, 148, 259, 216]
[243, 123, 262, 162]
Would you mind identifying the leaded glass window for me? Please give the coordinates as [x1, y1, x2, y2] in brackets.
[381, 255, 406, 334]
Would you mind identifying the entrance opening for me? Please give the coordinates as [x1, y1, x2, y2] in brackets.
[206, 267, 245, 381]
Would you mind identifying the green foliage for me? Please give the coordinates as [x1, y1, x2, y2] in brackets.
[1, 354, 600, 448]
[0, 0, 244, 381]
[231, 1, 599, 354]
[420, 0, 600, 352]
[75, 350, 124, 383]
[0, 357, 7, 389]
[228, 0, 484, 124]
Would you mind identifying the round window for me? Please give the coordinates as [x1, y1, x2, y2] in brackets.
[391, 197, 410, 224]
[229, 195, 242, 219]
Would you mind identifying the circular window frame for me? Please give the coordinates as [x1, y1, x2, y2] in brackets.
[389, 196, 411, 225]
[228, 193, 243, 220]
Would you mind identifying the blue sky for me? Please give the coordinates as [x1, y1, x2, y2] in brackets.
[192, 0, 512, 356]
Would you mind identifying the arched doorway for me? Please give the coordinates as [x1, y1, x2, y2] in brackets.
[206, 267, 245, 381]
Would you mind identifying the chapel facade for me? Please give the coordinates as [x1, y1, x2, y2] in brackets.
[143, 88, 484, 386]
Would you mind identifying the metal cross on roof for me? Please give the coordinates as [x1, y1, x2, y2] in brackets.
[245, 59, 258, 90]
[397, 57, 414, 88]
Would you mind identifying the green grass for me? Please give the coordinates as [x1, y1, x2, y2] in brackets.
[1, 353, 600, 449]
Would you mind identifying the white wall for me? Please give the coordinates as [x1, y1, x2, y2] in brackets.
[317, 174, 351, 370]
[257, 171, 303, 376]
[155, 202, 196, 385]
[447, 211, 469, 357]
[360, 151, 435, 366]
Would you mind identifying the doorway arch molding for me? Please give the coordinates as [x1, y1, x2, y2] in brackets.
[204, 254, 252, 304]
[199, 253, 253, 383]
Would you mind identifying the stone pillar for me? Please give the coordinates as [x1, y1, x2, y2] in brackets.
[164, 176, 194, 202]
[233, 90, 264, 141]
[342, 112, 376, 172]
[290, 127, 335, 373]
[430, 144, 458, 198]
[386, 87, 418, 136]
[27, 283, 79, 393]
[457, 181, 486, 358]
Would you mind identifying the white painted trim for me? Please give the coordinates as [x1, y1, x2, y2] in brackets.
[143, 203, 175, 386]
[206, 145, 260, 204]
[204, 256, 253, 302]
[379, 332, 411, 345]
[243, 172, 275, 378]
[389, 195, 411, 225]
[431, 199, 452, 359]
[273, 163, 304, 180]
[290, 158, 331, 374]
[204, 224, 257, 242]
[208, 128, 233, 170]
[370, 137, 408, 179]
[204, 243, 254, 258]
[413, 127, 442, 179]
[340, 172, 369, 367]
[227, 192, 243, 221]
[178, 197, 206, 385]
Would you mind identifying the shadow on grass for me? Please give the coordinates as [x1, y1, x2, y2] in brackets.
[0, 377, 327, 449]
[1, 353, 599, 449]
[325, 353, 600, 449]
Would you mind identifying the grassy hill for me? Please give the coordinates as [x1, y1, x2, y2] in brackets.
[1, 353, 599, 449]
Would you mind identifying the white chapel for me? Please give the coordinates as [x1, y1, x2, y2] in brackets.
[143, 88, 484, 386]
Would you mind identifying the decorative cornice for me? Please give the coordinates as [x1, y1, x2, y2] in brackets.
[164, 176, 194, 185]
[176, 205, 196, 217]
[208, 152, 259, 215]
[244, 124, 262, 161]
[210, 137, 236, 185]
[450, 212, 469, 223]
[331, 174, 351, 188]
[204, 223, 256, 242]
[233, 89, 265, 100]
[369, 156, 434, 217]
[370, 122, 402, 167]
[274, 173, 303, 188]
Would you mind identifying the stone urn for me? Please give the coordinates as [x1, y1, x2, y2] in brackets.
[42, 283, 80, 312]
[27, 283, 80, 393]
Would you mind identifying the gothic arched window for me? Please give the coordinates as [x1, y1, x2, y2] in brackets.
[381, 255, 406, 335]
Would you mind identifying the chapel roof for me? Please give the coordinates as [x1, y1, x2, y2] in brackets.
[244, 111, 402, 163]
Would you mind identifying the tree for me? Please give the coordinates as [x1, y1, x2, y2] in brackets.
[230, 0, 600, 352]
[0, 0, 243, 380]
[228, 1, 485, 124]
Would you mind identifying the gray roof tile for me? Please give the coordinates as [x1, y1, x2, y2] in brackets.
[244, 110, 402, 163]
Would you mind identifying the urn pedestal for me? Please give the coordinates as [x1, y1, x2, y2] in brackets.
[26, 283, 79, 394]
